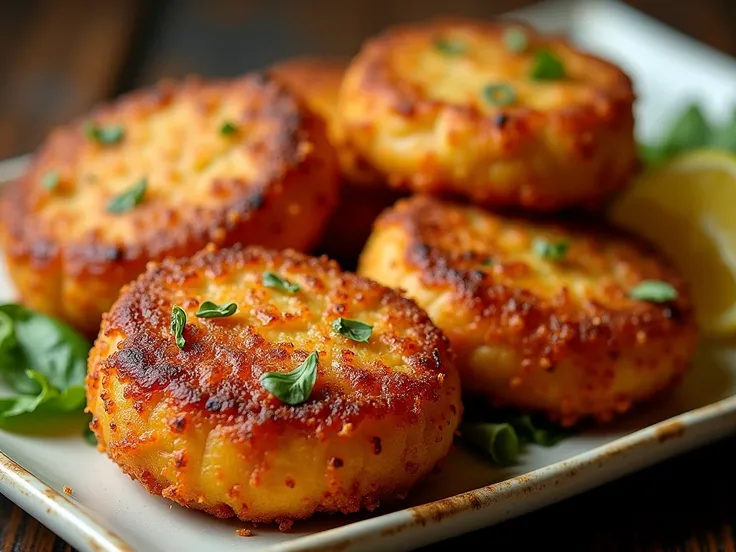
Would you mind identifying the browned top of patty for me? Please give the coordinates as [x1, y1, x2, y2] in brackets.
[88, 246, 455, 438]
[342, 17, 634, 134]
[0, 74, 331, 274]
[369, 196, 696, 364]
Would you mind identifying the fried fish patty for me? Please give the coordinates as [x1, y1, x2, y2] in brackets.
[270, 57, 403, 261]
[359, 197, 697, 425]
[339, 18, 637, 211]
[0, 74, 338, 335]
[86, 245, 461, 526]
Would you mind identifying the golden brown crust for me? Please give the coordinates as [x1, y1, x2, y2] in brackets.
[0, 74, 338, 334]
[95, 246, 451, 427]
[339, 18, 638, 210]
[87, 245, 461, 523]
[269, 57, 404, 260]
[358, 196, 698, 424]
[269, 56, 384, 186]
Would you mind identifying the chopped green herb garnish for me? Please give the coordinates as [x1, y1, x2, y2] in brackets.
[332, 318, 373, 343]
[530, 49, 565, 81]
[457, 402, 571, 465]
[510, 413, 569, 447]
[628, 280, 678, 303]
[434, 38, 467, 55]
[42, 171, 60, 191]
[533, 238, 569, 261]
[460, 422, 520, 465]
[107, 178, 147, 213]
[85, 122, 125, 145]
[260, 351, 318, 405]
[195, 301, 238, 318]
[482, 83, 516, 107]
[262, 271, 301, 293]
[503, 27, 528, 53]
[170, 305, 187, 349]
[219, 121, 238, 136]
[481, 257, 494, 267]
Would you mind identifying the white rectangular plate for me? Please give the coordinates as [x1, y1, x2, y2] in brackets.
[1, 1, 736, 551]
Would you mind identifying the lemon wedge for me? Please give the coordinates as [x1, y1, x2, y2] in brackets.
[609, 150, 736, 337]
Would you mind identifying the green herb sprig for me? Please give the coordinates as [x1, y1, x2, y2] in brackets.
[434, 38, 467, 56]
[260, 351, 318, 405]
[220, 121, 238, 136]
[629, 280, 678, 303]
[195, 301, 238, 318]
[170, 305, 187, 349]
[107, 178, 147, 213]
[533, 238, 569, 261]
[459, 406, 570, 465]
[42, 171, 60, 191]
[482, 83, 517, 107]
[332, 318, 373, 343]
[461, 422, 520, 465]
[263, 271, 301, 293]
[530, 49, 565, 81]
[503, 27, 529, 53]
[85, 123, 125, 145]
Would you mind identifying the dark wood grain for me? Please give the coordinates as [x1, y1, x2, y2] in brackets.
[0, 0, 735, 550]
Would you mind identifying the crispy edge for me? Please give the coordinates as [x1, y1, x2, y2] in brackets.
[370, 196, 698, 368]
[0, 73, 336, 277]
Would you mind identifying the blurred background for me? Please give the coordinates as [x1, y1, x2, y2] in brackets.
[0, 0, 734, 159]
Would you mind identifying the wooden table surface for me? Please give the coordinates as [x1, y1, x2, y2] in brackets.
[1, 0, 735, 550]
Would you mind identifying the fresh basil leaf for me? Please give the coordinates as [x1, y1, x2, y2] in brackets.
[85, 122, 125, 145]
[503, 27, 528, 53]
[661, 104, 711, 155]
[0, 305, 90, 430]
[0, 304, 89, 394]
[195, 301, 238, 318]
[107, 178, 147, 213]
[220, 121, 238, 136]
[332, 318, 373, 343]
[42, 171, 60, 191]
[510, 413, 569, 447]
[0, 370, 85, 423]
[170, 306, 187, 349]
[530, 49, 565, 81]
[434, 38, 467, 55]
[629, 280, 678, 303]
[262, 271, 301, 293]
[260, 351, 318, 405]
[482, 83, 516, 107]
[460, 422, 520, 465]
[533, 238, 569, 261]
